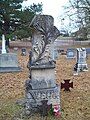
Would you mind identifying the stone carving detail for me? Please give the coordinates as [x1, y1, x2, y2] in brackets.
[25, 15, 60, 115]
[30, 15, 60, 65]
[25, 80, 60, 109]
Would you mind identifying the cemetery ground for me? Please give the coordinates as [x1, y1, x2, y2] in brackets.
[0, 45, 90, 120]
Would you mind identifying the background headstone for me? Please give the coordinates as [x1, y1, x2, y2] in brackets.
[0, 34, 21, 72]
[53, 49, 59, 60]
[74, 48, 88, 72]
[86, 48, 90, 55]
[21, 48, 26, 56]
[66, 48, 76, 59]
[1, 34, 6, 54]
[0, 53, 21, 72]
[0, 46, 1, 54]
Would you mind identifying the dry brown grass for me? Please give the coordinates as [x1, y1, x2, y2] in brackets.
[0, 47, 90, 120]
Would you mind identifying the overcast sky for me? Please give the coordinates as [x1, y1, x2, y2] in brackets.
[22, 0, 69, 30]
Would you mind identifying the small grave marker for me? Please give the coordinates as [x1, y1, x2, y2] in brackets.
[86, 48, 90, 58]
[21, 48, 26, 56]
[86, 48, 90, 54]
[61, 79, 73, 91]
[54, 49, 59, 60]
[66, 48, 76, 59]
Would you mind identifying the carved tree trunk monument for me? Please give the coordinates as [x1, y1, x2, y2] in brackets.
[25, 15, 60, 115]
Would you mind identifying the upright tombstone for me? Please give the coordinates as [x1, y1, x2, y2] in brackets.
[21, 48, 26, 56]
[86, 48, 90, 55]
[0, 35, 21, 72]
[0, 46, 1, 54]
[25, 15, 60, 114]
[66, 48, 76, 59]
[74, 48, 88, 72]
[53, 49, 59, 60]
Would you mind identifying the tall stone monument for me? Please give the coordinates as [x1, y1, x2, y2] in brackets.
[1, 34, 6, 54]
[74, 48, 88, 73]
[25, 15, 60, 113]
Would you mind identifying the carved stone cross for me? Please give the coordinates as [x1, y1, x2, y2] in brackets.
[61, 79, 73, 91]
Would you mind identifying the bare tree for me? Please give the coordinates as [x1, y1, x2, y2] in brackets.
[61, 0, 90, 39]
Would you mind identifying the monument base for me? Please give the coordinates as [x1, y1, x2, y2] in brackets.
[74, 63, 88, 72]
[0, 67, 21, 73]
[25, 81, 60, 111]
[25, 65, 60, 114]
[0, 53, 21, 73]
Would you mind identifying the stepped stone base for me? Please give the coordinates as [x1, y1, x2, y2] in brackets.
[0, 67, 21, 73]
[25, 79, 60, 110]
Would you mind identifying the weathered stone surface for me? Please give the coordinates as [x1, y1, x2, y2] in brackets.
[66, 48, 76, 59]
[30, 15, 60, 65]
[87, 23, 90, 39]
[31, 69, 56, 88]
[74, 48, 88, 72]
[26, 74, 56, 89]
[25, 83, 60, 107]
[25, 15, 60, 114]
[0, 53, 21, 72]
[86, 48, 90, 54]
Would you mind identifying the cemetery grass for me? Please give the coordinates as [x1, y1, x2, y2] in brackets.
[0, 48, 90, 120]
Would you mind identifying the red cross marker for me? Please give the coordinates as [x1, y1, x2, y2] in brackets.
[61, 79, 73, 91]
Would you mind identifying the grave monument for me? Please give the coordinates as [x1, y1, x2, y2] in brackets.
[0, 34, 21, 72]
[25, 15, 60, 114]
[74, 48, 88, 73]
[1, 34, 6, 54]
[66, 48, 76, 59]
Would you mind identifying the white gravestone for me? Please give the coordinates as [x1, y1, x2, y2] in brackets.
[0, 35, 21, 72]
[74, 48, 88, 72]
[1, 34, 6, 54]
